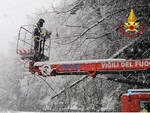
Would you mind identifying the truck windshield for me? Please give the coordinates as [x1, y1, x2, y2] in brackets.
[140, 100, 150, 111]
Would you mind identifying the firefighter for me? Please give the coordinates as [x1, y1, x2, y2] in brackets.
[33, 18, 45, 61]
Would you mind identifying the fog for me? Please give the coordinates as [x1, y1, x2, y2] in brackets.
[0, 0, 60, 54]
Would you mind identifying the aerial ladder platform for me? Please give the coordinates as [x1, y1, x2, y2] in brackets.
[16, 24, 150, 112]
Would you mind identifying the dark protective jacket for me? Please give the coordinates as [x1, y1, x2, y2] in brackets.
[33, 25, 42, 39]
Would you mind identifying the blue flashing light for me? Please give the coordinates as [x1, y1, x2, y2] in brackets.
[128, 91, 132, 94]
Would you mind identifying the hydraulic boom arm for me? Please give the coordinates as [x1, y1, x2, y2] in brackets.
[29, 58, 150, 77]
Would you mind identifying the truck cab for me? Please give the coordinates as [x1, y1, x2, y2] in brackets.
[121, 89, 150, 112]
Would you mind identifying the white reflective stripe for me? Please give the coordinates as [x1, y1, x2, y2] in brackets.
[17, 50, 22, 54]
[17, 49, 31, 54]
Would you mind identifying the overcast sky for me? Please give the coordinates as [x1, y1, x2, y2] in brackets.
[0, 0, 61, 55]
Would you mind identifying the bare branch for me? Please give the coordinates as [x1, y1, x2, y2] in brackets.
[110, 38, 139, 59]
[51, 75, 89, 99]
[62, 42, 75, 56]
[85, 32, 111, 39]
[52, 0, 84, 14]
[60, 9, 125, 45]
[65, 24, 88, 28]
[36, 75, 57, 94]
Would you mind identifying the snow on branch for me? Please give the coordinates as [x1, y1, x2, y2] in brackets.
[51, 75, 88, 99]
[52, 0, 84, 14]
[60, 9, 126, 45]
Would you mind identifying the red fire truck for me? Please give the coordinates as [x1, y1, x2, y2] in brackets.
[122, 89, 150, 112]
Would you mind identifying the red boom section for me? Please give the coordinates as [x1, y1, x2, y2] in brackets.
[29, 59, 150, 77]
